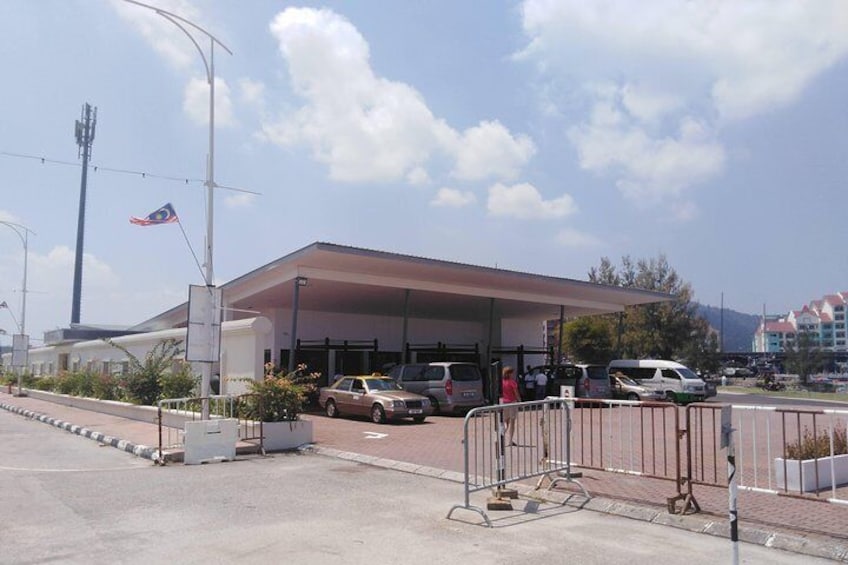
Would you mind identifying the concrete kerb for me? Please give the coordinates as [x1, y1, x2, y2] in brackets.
[3, 401, 847, 562]
[0, 401, 161, 463]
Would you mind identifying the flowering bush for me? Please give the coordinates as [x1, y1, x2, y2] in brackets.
[243, 363, 320, 422]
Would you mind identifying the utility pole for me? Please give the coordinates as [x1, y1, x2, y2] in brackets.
[71, 103, 97, 325]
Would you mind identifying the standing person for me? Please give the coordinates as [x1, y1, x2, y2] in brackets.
[535, 368, 548, 400]
[522, 367, 535, 400]
[500, 366, 520, 446]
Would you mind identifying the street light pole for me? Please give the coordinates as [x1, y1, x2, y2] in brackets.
[121, 0, 231, 418]
[0, 220, 34, 395]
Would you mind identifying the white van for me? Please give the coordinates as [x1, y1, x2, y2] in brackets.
[607, 360, 707, 404]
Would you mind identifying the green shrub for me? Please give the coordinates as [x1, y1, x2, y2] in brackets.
[786, 427, 848, 460]
[121, 371, 160, 405]
[160, 361, 198, 400]
[105, 338, 184, 405]
[242, 363, 319, 422]
[55, 371, 97, 397]
[92, 373, 121, 401]
[31, 375, 59, 391]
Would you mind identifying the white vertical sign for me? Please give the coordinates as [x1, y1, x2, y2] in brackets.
[186, 285, 222, 362]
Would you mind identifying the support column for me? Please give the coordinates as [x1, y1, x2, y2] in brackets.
[288, 277, 305, 372]
[401, 289, 410, 363]
[556, 305, 564, 364]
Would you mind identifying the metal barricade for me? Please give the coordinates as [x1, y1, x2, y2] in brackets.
[447, 398, 589, 526]
[568, 399, 686, 512]
[157, 394, 265, 464]
[686, 404, 848, 506]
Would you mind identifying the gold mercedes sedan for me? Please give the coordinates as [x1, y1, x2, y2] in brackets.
[319, 376, 433, 424]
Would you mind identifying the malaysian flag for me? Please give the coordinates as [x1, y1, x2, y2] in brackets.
[130, 203, 178, 226]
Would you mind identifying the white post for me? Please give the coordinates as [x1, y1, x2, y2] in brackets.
[0, 220, 33, 396]
[121, 0, 231, 420]
[721, 406, 738, 565]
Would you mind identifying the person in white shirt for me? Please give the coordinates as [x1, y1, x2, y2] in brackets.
[534, 369, 548, 400]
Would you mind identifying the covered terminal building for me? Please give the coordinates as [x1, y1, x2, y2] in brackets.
[8, 242, 672, 393]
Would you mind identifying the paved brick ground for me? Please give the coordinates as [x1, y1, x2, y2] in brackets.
[3, 390, 847, 548]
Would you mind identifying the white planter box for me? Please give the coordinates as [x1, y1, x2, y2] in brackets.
[774, 453, 848, 492]
[262, 419, 313, 452]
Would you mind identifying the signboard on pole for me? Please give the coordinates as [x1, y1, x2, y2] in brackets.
[11, 334, 28, 367]
[186, 285, 222, 362]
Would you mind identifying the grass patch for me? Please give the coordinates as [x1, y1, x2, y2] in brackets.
[720, 385, 848, 403]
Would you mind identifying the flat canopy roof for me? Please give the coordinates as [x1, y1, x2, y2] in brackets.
[136, 242, 673, 330]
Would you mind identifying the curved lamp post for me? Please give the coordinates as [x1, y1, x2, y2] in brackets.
[122, 1, 231, 418]
[0, 220, 34, 396]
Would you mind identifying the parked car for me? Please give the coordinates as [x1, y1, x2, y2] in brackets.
[319, 375, 433, 424]
[607, 359, 707, 404]
[529, 363, 612, 399]
[387, 362, 485, 414]
[721, 365, 752, 378]
[609, 372, 665, 401]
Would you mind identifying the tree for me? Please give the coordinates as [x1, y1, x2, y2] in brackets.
[783, 332, 824, 385]
[569, 254, 707, 362]
[561, 316, 616, 363]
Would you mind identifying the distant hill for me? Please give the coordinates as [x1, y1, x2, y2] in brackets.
[696, 304, 760, 352]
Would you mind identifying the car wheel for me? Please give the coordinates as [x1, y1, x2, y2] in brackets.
[325, 399, 338, 418]
[627, 392, 639, 401]
[371, 404, 386, 424]
[413, 416, 425, 424]
[428, 397, 440, 415]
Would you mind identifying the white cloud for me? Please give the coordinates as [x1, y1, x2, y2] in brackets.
[519, 0, 848, 209]
[568, 95, 726, 203]
[111, 0, 206, 70]
[224, 192, 256, 208]
[263, 8, 534, 184]
[184, 77, 235, 127]
[430, 188, 476, 208]
[487, 183, 577, 220]
[406, 167, 430, 186]
[452, 121, 536, 181]
[555, 228, 602, 249]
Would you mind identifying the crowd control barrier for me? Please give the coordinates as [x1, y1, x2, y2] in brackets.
[156, 394, 265, 464]
[447, 398, 589, 526]
[686, 403, 848, 506]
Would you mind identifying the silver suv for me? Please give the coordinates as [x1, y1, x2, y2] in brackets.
[388, 362, 485, 414]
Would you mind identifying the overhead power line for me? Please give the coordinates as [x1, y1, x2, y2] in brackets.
[0, 150, 259, 195]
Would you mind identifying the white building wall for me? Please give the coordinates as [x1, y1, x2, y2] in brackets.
[261, 308, 487, 353]
[500, 318, 547, 369]
[7, 318, 272, 392]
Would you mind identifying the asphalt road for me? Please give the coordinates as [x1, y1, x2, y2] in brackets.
[0, 409, 832, 565]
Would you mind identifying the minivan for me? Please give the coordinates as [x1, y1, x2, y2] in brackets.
[387, 362, 485, 414]
[528, 363, 612, 399]
[607, 359, 707, 404]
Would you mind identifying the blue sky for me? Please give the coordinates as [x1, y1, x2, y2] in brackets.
[1, 0, 848, 342]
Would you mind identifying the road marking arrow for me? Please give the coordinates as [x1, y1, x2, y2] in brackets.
[363, 431, 388, 440]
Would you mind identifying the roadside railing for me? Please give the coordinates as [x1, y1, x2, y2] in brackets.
[686, 404, 848, 506]
[156, 394, 265, 464]
[447, 398, 589, 526]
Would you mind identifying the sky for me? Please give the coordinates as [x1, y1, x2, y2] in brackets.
[1, 0, 848, 343]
